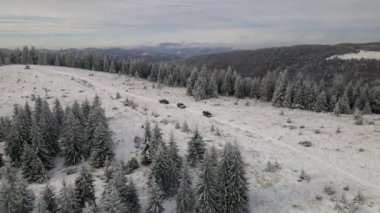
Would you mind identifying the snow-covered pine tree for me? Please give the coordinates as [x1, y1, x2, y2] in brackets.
[30, 117, 54, 170]
[222, 67, 234, 96]
[60, 111, 84, 166]
[75, 166, 96, 208]
[34, 196, 51, 213]
[40, 100, 60, 157]
[21, 143, 47, 183]
[193, 78, 208, 101]
[176, 164, 195, 213]
[103, 55, 109, 72]
[363, 101, 372, 114]
[89, 121, 114, 168]
[166, 133, 182, 196]
[0, 164, 35, 213]
[71, 100, 86, 129]
[81, 98, 91, 119]
[52, 98, 64, 141]
[146, 179, 164, 213]
[125, 179, 140, 213]
[196, 151, 220, 213]
[34, 96, 44, 123]
[150, 142, 171, 196]
[85, 106, 107, 159]
[186, 67, 198, 96]
[150, 123, 163, 159]
[219, 142, 249, 212]
[5, 110, 27, 166]
[234, 75, 245, 98]
[101, 178, 127, 212]
[272, 71, 288, 107]
[187, 129, 206, 167]
[207, 70, 219, 98]
[41, 184, 58, 213]
[57, 181, 80, 213]
[144, 120, 152, 145]
[109, 60, 116, 73]
[314, 90, 328, 112]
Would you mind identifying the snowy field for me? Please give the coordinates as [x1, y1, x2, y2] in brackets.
[328, 50, 380, 60]
[1, 65, 380, 212]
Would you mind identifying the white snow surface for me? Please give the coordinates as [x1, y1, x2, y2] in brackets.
[328, 50, 380, 60]
[1, 65, 380, 212]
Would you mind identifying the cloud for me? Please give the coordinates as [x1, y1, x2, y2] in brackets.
[0, 0, 379, 48]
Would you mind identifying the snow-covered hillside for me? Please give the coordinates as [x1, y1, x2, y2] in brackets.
[328, 50, 380, 60]
[1, 65, 380, 212]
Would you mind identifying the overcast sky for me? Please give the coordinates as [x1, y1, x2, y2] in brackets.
[0, 0, 379, 49]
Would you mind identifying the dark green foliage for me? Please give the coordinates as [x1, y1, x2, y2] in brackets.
[150, 142, 171, 196]
[30, 118, 54, 170]
[75, 166, 96, 208]
[187, 129, 206, 167]
[176, 164, 195, 213]
[60, 111, 84, 166]
[125, 157, 139, 174]
[57, 181, 80, 213]
[40, 100, 60, 158]
[89, 121, 114, 168]
[218, 142, 249, 213]
[124, 180, 140, 213]
[5, 110, 27, 166]
[21, 143, 47, 183]
[0, 164, 35, 213]
[166, 133, 182, 196]
[146, 180, 164, 213]
[196, 151, 220, 213]
[52, 98, 64, 142]
[41, 184, 58, 213]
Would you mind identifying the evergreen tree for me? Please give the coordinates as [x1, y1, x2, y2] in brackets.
[218, 143, 249, 213]
[125, 180, 140, 213]
[207, 71, 219, 98]
[314, 90, 328, 112]
[176, 164, 195, 213]
[109, 60, 116, 73]
[222, 67, 234, 96]
[100, 178, 126, 213]
[41, 184, 58, 213]
[186, 67, 198, 96]
[363, 101, 372, 114]
[150, 142, 171, 195]
[85, 106, 106, 158]
[30, 118, 54, 170]
[21, 143, 47, 183]
[196, 152, 220, 213]
[34, 196, 51, 213]
[71, 100, 86, 129]
[234, 75, 245, 98]
[272, 71, 288, 107]
[52, 98, 64, 141]
[187, 129, 206, 167]
[89, 121, 114, 168]
[40, 100, 59, 157]
[0, 164, 35, 213]
[150, 123, 163, 159]
[166, 133, 182, 196]
[5, 111, 27, 166]
[75, 166, 96, 208]
[57, 181, 80, 213]
[146, 180, 164, 213]
[60, 111, 83, 166]
[81, 98, 91, 119]
[193, 78, 208, 101]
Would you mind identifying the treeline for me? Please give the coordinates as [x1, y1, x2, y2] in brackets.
[0, 96, 114, 183]
[1, 46, 379, 114]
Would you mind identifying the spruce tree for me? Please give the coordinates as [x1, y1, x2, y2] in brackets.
[146, 180, 164, 213]
[75, 166, 96, 208]
[0, 164, 35, 213]
[72, 100, 86, 129]
[34, 196, 51, 213]
[89, 121, 114, 168]
[218, 143, 249, 213]
[40, 100, 60, 157]
[196, 152, 220, 213]
[167, 133, 182, 196]
[81, 98, 91, 119]
[222, 67, 234, 96]
[150, 142, 171, 195]
[21, 143, 47, 183]
[30, 118, 54, 170]
[52, 98, 64, 141]
[125, 180, 140, 213]
[100, 178, 126, 213]
[272, 71, 288, 107]
[150, 123, 163, 159]
[57, 181, 80, 213]
[85, 106, 106, 159]
[363, 101, 372, 114]
[5, 111, 27, 166]
[176, 164, 195, 213]
[60, 111, 83, 166]
[187, 129, 206, 167]
[41, 184, 58, 213]
[314, 90, 328, 112]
